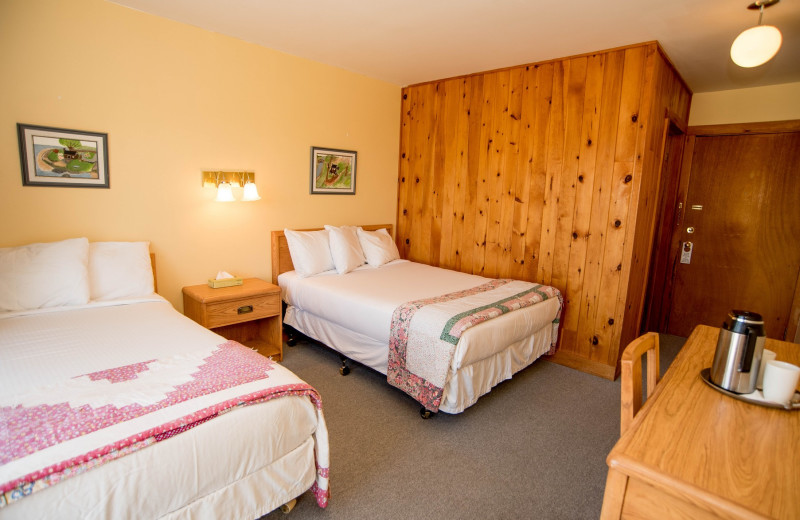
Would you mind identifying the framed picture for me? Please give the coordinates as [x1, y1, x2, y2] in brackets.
[17, 123, 109, 188]
[310, 146, 356, 195]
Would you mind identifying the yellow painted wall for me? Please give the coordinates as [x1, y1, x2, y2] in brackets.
[688, 81, 800, 126]
[0, 0, 400, 308]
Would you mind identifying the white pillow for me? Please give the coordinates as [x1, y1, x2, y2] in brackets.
[0, 237, 90, 312]
[284, 229, 335, 277]
[324, 225, 365, 274]
[357, 228, 400, 267]
[89, 241, 154, 300]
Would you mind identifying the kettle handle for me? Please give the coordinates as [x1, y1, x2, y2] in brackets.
[739, 325, 759, 373]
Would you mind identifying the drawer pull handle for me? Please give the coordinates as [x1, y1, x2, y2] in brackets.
[237, 305, 254, 314]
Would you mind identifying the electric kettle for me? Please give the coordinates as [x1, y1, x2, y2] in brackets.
[710, 310, 766, 394]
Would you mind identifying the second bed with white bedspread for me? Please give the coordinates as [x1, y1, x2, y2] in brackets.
[279, 259, 562, 414]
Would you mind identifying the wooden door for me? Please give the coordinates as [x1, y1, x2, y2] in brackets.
[665, 128, 800, 339]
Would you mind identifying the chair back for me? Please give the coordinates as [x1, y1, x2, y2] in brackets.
[620, 332, 660, 435]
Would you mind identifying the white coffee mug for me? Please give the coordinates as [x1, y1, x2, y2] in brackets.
[756, 349, 777, 390]
[762, 360, 800, 404]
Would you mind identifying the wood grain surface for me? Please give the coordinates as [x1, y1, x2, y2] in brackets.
[397, 42, 691, 378]
[182, 278, 283, 360]
[666, 131, 800, 339]
[604, 325, 800, 519]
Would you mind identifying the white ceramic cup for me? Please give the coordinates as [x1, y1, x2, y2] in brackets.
[762, 360, 800, 404]
[756, 349, 777, 390]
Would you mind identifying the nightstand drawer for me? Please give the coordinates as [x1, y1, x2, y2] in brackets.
[205, 294, 280, 329]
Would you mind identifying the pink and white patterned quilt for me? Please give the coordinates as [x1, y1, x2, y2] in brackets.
[387, 280, 562, 412]
[0, 340, 330, 509]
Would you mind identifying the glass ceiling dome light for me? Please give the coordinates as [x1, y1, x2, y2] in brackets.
[731, 0, 782, 68]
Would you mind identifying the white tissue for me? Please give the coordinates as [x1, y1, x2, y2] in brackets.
[215, 271, 235, 280]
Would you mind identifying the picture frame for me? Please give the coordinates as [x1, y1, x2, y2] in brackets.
[310, 146, 356, 195]
[17, 123, 110, 188]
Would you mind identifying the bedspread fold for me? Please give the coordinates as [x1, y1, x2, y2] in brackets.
[387, 280, 562, 412]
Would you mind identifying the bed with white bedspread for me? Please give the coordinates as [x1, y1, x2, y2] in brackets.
[0, 238, 329, 518]
[272, 225, 562, 415]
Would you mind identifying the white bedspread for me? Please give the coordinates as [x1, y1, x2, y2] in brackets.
[0, 298, 329, 518]
[280, 260, 491, 343]
[279, 260, 561, 375]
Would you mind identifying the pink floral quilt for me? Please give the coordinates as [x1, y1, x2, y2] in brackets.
[387, 280, 562, 412]
[0, 340, 330, 509]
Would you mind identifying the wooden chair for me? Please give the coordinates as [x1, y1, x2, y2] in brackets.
[620, 332, 660, 435]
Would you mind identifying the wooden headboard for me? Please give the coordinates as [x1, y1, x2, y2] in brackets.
[150, 252, 158, 293]
[271, 224, 393, 284]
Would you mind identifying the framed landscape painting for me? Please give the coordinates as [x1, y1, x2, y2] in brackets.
[310, 146, 356, 195]
[17, 123, 109, 188]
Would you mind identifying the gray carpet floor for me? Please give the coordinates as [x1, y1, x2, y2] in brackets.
[263, 334, 685, 520]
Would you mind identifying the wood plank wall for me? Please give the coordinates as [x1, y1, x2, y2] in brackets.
[396, 42, 691, 379]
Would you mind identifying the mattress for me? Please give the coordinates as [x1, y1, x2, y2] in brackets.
[279, 260, 561, 413]
[0, 298, 327, 518]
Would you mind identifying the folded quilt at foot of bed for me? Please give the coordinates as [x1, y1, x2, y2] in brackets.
[387, 279, 562, 412]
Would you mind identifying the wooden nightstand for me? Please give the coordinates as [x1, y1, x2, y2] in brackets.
[182, 278, 283, 361]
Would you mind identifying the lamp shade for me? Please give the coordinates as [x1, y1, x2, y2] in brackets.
[242, 181, 261, 201]
[215, 182, 236, 202]
[731, 24, 782, 67]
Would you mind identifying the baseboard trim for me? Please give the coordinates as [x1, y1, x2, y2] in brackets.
[546, 350, 617, 380]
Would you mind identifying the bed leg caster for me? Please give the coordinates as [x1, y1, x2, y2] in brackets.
[286, 332, 297, 347]
[339, 356, 350, 376]
[280, 498, 297, 514]
[420, 407, 436, 419]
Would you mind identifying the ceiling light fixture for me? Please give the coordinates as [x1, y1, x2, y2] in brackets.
[730, 0, 782, 68]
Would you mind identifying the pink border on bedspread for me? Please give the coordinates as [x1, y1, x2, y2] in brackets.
[0, 341, 330, 509]
[387, 280, 562, 413]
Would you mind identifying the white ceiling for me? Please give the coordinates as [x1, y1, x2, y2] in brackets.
[109, 0, 800, 93]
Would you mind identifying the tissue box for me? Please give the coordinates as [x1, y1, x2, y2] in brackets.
[207, 277, 243, 288]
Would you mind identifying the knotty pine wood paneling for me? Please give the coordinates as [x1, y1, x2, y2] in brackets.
[396, 42, 691, 379]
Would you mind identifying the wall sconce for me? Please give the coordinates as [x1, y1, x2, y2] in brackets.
[202, 171, 261, 202]
[215, 181, 236, 202]
[241, 172, 261, 201]
[731, 0, 782, 68]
